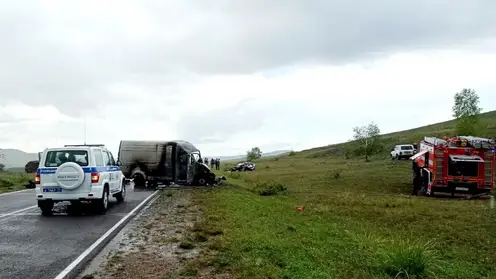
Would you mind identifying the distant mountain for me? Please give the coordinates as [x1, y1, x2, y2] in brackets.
[0, 148, 292, 168]
[209, 150, 292, 162]
[0, 149, 38, 168]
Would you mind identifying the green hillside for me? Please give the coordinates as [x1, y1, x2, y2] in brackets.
[0, 171, 31, 193]
[304, 110, 496, 159]
[184, 111, 496, 279]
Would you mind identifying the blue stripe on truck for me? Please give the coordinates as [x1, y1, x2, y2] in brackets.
[37, 166, 121, 174]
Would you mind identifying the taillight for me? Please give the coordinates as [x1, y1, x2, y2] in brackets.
[34, 174, 40, 184]
[91, 172, 100, 183]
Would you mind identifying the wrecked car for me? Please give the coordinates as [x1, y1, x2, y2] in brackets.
[117, 140, 225, 188]
[25, 160, 39, 173]
[231, 162, 256, 172]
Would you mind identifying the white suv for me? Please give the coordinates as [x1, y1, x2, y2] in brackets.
[35, 144, 126, 216]
[390, 144, 415, 160]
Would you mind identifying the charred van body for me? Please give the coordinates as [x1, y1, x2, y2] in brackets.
[25, 160, 39, 173]
[117, 140, 221, 187]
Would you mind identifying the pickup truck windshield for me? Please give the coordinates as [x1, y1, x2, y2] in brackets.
[44, 150, 89, 167]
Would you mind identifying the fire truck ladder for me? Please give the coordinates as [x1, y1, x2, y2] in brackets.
[423, 137, 447, 147]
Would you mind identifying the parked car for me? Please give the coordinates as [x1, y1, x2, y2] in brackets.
[231, 162, 256, 172]
[390, 144, 415, 160]
[117, 140, 225, 187]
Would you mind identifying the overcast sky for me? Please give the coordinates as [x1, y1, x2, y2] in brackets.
[1, 0, 496, 157]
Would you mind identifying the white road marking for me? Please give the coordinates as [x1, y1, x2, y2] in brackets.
[0, 205, 38, 218]
[0, 189, 33, 197]
[53, 190, 160, 279]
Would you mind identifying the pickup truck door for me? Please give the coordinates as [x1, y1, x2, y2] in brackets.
[103, 151, 118, 191]
[108, 151, 121, 190]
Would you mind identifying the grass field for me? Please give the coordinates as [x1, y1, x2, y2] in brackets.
[0, 171, 32, 193]
[188, 111, 496, 279]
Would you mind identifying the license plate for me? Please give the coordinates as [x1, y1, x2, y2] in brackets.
[43, 187, 62, 193]
[455, 187, 469, 191]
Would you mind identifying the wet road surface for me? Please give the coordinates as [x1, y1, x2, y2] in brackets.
[0, 187, 155, 279]
[0, 189, 36, 214]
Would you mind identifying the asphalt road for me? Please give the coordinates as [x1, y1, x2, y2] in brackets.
[0, 189, 36, 213]
[0, 187, 155, 279]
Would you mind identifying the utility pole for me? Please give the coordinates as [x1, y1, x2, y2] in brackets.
[83, 117, 87, 145]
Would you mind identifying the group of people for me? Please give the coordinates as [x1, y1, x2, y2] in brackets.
[203, 157, 221, 170]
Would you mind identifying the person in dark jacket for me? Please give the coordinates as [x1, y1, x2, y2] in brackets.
[215, 158, 220, 170]
[210, 158, 215, 169]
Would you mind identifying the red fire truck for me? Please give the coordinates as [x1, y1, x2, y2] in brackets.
[410, 136, 495, 197]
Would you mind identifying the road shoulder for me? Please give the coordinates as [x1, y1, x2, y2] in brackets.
[78, 188, 229, 279]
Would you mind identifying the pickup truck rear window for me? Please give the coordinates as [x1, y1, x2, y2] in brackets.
[44, 150, 89, 167]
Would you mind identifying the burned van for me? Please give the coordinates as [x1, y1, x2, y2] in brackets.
[117, 140, 221, 187]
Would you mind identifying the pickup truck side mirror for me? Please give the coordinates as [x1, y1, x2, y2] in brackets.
[116, 160, 122, 166]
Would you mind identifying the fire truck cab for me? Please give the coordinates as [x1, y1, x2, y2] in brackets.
[411, 136, 495, 197]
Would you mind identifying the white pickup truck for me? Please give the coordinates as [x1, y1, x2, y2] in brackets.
[390, 144, 416, 160]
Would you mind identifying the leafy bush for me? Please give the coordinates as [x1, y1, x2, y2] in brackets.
[252, 182, 288, 196]
[0, 178, 14, 188]
[349, 232, 439, 278]
[377, 239, 439, 278]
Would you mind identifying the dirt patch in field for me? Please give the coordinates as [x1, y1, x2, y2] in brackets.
[80, 189, 230, 279]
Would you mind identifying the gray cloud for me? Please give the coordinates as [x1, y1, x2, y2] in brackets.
[143, 0, 496, 73]
[1, 0, 496, 116]
[176, 98, 269, 143]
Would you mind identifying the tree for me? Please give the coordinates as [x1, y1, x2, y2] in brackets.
[352, 122, 381, 162]
[452, 88, 484, 136]
[0, 163, 4, 172]
[246, 147, 262, 161]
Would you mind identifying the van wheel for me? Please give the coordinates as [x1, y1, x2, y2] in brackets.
[115, 181, 126, 203]
[39, 200, 53, 216]
[194, 176, 207, 186]
[94, 187, 109, 214]
[133, 174, 145, 188]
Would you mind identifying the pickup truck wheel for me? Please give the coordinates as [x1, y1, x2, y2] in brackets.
[39, 200, 53, 216]
[94, 187, 109, 214]
[115, 180, 126, 203]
